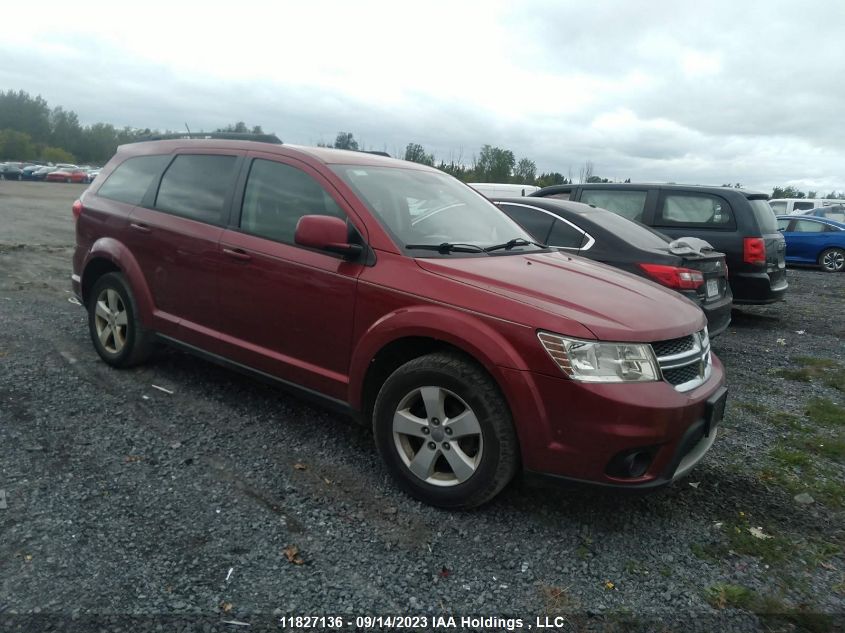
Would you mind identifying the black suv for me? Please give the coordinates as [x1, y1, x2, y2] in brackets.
[531, 184, 787, 304]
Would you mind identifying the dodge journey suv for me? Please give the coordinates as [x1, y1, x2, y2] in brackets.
[72, 135, 727, 508]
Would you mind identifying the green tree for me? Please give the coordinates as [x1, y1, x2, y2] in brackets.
[475, 145, 515, 182]
[49, 107, 83, 158]
[0, 90, 51, 143]
[0, 129, 36, 160]
[513, 158, 536, 184]
[404, 143, 434, 166]
[771, 186, 806, 199]
[536, 172, 568, 188]
[334, 132, 358, 151]
[42, 146, 75, 163]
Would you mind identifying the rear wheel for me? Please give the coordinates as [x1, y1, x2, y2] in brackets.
[373, 352, 518, 509]
[819, 248, 845, 272]
[88, 272, 153, 367]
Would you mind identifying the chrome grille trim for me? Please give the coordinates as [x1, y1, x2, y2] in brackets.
[652, 330, 711, 392]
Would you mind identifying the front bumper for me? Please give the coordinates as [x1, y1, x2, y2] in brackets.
[501, 354, 727, 488]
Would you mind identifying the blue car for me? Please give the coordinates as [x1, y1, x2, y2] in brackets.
[776, 215, 845, 272]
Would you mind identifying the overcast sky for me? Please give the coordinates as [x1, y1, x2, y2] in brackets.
[2, 0, 843, 193]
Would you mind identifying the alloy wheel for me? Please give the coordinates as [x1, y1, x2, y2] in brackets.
[392, 386, 483, 486]
[821, 249, 844, 272]
[94, 288, 128, 354]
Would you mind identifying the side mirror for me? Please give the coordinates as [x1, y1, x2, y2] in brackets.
[295, 215, 363, 259]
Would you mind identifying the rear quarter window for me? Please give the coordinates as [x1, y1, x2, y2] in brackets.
[97, 155, 170, 205]
[655, 193, 735, 229]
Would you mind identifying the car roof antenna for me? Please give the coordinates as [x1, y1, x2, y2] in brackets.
[184, 123, 193, 139]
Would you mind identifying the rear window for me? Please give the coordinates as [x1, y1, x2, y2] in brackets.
[580, 189, 647, 222]
[769, 200, 787, 214]
[748, 198, 778, 234]
[97, 155, 169, 205]
[154, 154, 238, 225]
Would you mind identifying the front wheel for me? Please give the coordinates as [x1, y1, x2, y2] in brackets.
[819, 248, 845, 272]
[373, 352, 518, 509]
[88, 272, 153, 367]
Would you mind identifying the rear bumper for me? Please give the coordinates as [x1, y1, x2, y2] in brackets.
[699, 294, 732, 337]
[730, 269, 788, 304]
[501, 356, 727, 488]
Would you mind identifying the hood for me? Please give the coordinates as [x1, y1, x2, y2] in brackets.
[415, 251, 706, 342]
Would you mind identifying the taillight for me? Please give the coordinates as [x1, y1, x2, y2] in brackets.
[72, 199, 83, 221]
[639, 263, 705, 290]
[743, 237, 766, 264]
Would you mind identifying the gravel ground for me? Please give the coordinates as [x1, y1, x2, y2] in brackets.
[1, 181, 843, 632]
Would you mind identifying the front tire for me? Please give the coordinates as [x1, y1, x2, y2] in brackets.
[819, 248, 845, 272]
[88, 272, 153, 367]
[373, 352, 518, 509]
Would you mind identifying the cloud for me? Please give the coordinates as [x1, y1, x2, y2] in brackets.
[1, 0, 843, 192]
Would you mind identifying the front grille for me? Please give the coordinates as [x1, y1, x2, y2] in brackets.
[651, 330, 711, 392]
[663, 363, 702, 386]
[651, 335, 695, 357]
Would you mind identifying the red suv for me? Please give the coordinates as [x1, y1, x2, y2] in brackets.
[71, 135, 727, 508]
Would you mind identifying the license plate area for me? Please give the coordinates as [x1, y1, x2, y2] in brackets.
[704, 387, 728, 437]
[706, 278, 719, 298]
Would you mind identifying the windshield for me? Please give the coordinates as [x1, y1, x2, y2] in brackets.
[332, 165, 537, 254]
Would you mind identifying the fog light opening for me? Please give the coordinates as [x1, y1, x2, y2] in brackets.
[606, 447, 657, 479]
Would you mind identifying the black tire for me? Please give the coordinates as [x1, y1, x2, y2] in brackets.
[818, 248, 845, 272]
[373, 352, 519, 509]
[88, 272, 153, 367]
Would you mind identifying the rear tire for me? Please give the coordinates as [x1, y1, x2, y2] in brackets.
[88, 272, 153, 367]
[819, 248, 845, 272]
[373, 352, 518, 509]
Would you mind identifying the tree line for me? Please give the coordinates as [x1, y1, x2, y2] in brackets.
[1, 89, 840, 198]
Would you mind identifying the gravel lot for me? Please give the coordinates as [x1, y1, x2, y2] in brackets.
[1, 180, 843, 632]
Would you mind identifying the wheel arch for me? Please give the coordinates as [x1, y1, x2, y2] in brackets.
[350, 306, 532, 422]
[82, 238, 155, 327]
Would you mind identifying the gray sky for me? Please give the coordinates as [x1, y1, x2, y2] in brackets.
[2, 0, 843, 193]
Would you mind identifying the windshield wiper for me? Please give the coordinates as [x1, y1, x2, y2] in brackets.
[483, 237, 547, 253]
[405, 242, 487, 254]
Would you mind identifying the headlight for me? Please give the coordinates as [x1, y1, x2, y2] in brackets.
[537, 331, 660, 383]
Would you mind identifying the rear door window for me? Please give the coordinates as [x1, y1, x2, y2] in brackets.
[579, 189, 648, 222]
[154, 154, 239, 225]
[793, 219, 827, 233]
[547, 219, 589, 248]
[655, 193, 735, 228]
[97, 155, 170, 205]
[239, 159, 345, 244]
[498, 204, 555, 243]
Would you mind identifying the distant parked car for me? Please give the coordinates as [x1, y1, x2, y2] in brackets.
[777, 215, 845, 272]
[531, 183, 787, 304]
[31, 165, 59, 181]
[469, 183, 541, 198]
[21, 164, 45, 180]
[0, 163, 23, 180]
[494, 197, 733, 336]
[46, 168, 89, 183]
[797, 204, 845, 223]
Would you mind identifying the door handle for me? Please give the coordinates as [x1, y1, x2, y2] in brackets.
[223, 247, 252, 262]
[130, 222, 151, 233]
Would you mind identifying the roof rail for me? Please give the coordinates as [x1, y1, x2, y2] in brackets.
[135, 132, 283, 144]
[360, 150, 391, 157]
